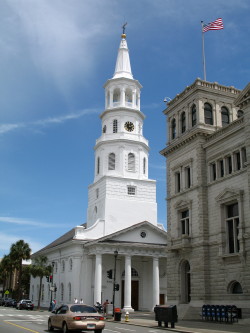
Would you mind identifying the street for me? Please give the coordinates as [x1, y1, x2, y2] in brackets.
[0, 307, 164, 333]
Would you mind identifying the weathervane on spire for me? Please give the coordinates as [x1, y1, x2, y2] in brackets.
[122, 22, 127, 35]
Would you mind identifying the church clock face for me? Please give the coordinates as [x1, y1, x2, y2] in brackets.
[124, 121, 134, 132]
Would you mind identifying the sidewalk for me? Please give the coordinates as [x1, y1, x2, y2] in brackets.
[107, 311, 250, 333]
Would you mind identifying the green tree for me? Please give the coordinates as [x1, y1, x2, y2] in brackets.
[30, 256, 51, 310]
[10, 240, 31, 300]
[0, 254, 15, 296]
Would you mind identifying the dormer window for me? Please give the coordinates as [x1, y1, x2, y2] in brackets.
[204, 102, 213, 125]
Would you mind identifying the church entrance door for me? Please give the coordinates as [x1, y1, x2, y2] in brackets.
[121, 280, 139, 310]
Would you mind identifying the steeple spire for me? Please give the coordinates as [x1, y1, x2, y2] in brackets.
[113, 25, 133, 80]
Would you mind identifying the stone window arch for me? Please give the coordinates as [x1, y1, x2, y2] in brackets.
[108, 153, 116, 170]
[228, 281, 243, 294]
[204, 102, 213, 125]
[221, 106, 230, 127]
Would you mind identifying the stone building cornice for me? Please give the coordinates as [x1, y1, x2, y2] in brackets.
[163, 78, 241, 114]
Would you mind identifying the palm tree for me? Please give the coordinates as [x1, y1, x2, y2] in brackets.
[30, 256, 51, 310]
[10, 240, 31, 300]
[0, 254, 15, 296]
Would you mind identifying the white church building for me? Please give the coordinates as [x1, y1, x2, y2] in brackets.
[30, 31, 167, 312]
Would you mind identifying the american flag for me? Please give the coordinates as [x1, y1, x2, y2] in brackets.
[202, 18, 224, 33]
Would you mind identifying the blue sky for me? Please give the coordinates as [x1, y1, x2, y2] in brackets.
[0, 0, 249, 257]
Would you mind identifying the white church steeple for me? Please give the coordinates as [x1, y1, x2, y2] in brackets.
[113, 32, 133, 80]
[86, 31, 157, 236]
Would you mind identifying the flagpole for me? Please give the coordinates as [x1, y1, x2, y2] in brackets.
[201, 21, 206, 81]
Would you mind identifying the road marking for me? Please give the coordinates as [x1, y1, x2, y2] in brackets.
[115, 327, 136, 331]
[4, 321, 40, 333]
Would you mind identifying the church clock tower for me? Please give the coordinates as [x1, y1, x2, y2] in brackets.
[87, 31, 157, 235]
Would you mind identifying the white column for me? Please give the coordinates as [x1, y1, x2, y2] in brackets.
[94, 253, 102, 304]
[121, 87, 125, 107]
[152, 257, 159, 310]
[123, 255, 134, 312]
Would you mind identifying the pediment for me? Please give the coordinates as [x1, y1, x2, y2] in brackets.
[215, 188, 243, 203]
[86, 221, 167, 246]
[234, 82, 250, 108]
[174, 199, 191, 209]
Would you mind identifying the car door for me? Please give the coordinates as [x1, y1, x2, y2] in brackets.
[52, 305, 68, 328]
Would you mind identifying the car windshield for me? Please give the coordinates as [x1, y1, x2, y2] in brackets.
[70, 305, 97, 313]
[25, 301, 32, 303]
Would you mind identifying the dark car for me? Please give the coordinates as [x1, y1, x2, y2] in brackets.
[48, 304, 105, 333]
[0, 298, 5, 306]
[4, 298, 14, 307]
[16, 299, 34, 310]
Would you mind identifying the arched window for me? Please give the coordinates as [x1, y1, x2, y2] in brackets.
[171, 118, 176, 139]
[69, 258, 73, 271]
[128, 153, 135, 172]
[113, 119, 118, 133]
[61, 283, 64, 301]
[181, 111, 186, 133]
[68, 283, 72, 302]
[122, 268, 139, 277]
[55, 262, 58, 273]
[41, 284, 44, 301]
[108, 153, 115, 170]
[191, 104, 197, 127]
[237, 110, 244, 118]
[143, 157, 146, 174]
[97, 157, 100, 175]
[62, 260, 65, 272]
[204, 102, 213, 125]
[232, 282, 243, 294]
[102, 125, 106, 133]
[221, 106, 230, 127]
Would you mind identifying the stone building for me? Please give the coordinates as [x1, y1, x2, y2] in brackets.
[30, 32, 167, 311]
[161, 79, 250, 318]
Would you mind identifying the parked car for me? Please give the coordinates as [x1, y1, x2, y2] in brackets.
[11, 299, 17, 308]
[48, 304, 105, 333]
[4, 298, 14, 307]
[16, 299, 34, 310]
[0, 298, 5, 306]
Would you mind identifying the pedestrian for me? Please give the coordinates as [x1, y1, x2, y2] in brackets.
[102, 299, 109, 314]
[80, 298, 84, 304]
[74, 298, 78, 303]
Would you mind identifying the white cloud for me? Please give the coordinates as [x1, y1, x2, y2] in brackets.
[0, 107, 100, 135]
[0, 216, 65, 228]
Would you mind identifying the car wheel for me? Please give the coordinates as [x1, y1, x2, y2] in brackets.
[48, 319, 54, 331]
[62, 322, 68, 333]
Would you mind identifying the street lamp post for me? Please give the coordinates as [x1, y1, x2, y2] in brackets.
[112, 250, 118, 316]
